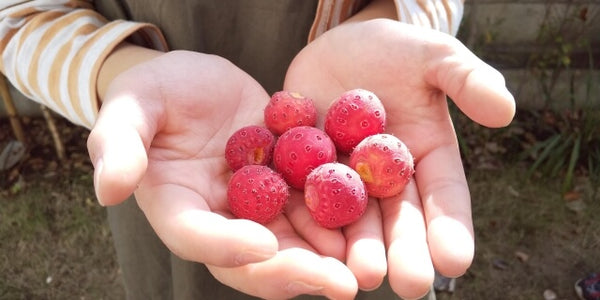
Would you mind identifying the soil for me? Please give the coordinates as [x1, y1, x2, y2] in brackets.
[1, 112, 599, 299]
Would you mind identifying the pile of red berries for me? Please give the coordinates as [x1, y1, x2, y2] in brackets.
[225, 89, 414, 228]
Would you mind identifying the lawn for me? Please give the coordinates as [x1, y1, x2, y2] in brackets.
[1, 114, 599, 299]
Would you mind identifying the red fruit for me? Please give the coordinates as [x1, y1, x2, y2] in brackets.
[304, 163, 368, 229]
[349, 134, 414, 198]
[264, 91, 317, 136]
[273, 126, 337, 190]
[225, 125, 276, 171]
[324, 89, 386, 154]
[227, 165, 289, 224]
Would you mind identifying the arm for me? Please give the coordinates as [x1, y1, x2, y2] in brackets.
[1, 3, 304, 299]
[283, 0, 514, 299]
[0, 1, 166, 128]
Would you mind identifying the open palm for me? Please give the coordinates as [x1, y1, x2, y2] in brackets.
[283, 19, 516, 299]
[88, 51, 358, 299]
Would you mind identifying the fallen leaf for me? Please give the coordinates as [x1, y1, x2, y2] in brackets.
[565, 199, 587, 213]
[564, 191, 582, 202]
[0, 140, 26, 171]
[507, 185, 520, 198]
[543, 289, 557, 300]
[492, 258, 509, 270]
[514, 251, 529, 263]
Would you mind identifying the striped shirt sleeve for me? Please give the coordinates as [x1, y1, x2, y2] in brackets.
[0, 1, 167, 129]
[309, 0, 464, 41]
[2, 0, 462, 129]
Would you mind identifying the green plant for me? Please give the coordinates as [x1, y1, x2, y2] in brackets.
[518, 3, 599, 194]
[522, 109, 600, 194]
[526, 3, 597, 107]
[587, 146, 600, 199]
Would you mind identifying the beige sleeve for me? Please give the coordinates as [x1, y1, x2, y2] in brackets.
[309, 0, 464, 41]
[394, 0, 464, 36]
[0, 1, 167, 129]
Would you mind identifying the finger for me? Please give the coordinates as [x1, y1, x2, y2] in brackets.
[344, 198, 387, 291]
[208, 247, 358, 300]
[285, 189, 347, 261]
[381, 180, 434, 300]
[425, 33, 516, 128]
[135, 184, 279, 267]
[87, 91, 160, 206]
[416, 144, 474, 277]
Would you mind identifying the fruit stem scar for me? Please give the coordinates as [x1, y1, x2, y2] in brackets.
[252, 148, 264, 163]
[355, 162, 374, 183]
[304, 185, 318, 210]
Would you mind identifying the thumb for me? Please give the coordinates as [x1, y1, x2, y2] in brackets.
[426, 36, 516, 128]
[87, 93, 159, 206]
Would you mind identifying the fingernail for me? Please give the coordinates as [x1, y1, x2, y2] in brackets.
[286, 281, 324, 296]
[93, 158, 105, 206]
[234, 250, 275, 265]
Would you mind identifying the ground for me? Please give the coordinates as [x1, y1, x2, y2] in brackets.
[1, 113, 599, 299]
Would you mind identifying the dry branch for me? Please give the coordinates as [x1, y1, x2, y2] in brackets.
[0, 74, 26, 145]
[41, 105, 66, 161]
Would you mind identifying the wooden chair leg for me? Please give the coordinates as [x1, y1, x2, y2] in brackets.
[0, 74, 26, 145]
[41, 104, 65, 161]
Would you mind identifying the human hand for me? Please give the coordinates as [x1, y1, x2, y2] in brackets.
[283, 19, 515, 299]
[87, 50, 359, 299]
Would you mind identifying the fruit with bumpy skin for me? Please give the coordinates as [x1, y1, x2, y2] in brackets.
[325, 89, 386, 154]
[305, 162, 368, 229]
[349, 134, 414, 198]
[273, 126, 337, 190]
[227, 165, 289, 224]
[225, 125, 276, 171]
[264, 91, 317, 136]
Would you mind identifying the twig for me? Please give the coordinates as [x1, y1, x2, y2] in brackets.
[0, 74, 27, 145]
[41, 104, 66, 161]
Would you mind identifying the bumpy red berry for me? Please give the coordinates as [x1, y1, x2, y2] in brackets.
[324, 89, 386, 154]
[225, 125, 276, 171]
[304, 163, 368, 229]
[349, 134, 414, 198]
[273, 126, 337, 190]
[227, 165, 289, 224]
[264, 91, 317, 136]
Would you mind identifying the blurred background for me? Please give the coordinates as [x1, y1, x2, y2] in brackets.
[1, 1, 599, 299]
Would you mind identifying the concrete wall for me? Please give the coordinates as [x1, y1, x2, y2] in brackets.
[1, 0, 599, 118]
[460, 0, 600, 109]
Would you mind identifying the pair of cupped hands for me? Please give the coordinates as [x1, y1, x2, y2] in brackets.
[88, 19, 515, 300]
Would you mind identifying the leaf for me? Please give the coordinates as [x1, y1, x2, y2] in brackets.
[492, 258, 510, 270]
[10, 180, 22, 194]
[0, 141, 26, 171]
[526, 134, 562, 179]
[562, 135, 581, 194]
[565, 198, 586, 213]
[579, 7, 588, 21]
[563, 191, 582, 202]
[543, 289, 558, 300]
[544, 134, 573, 176]
[514, 251, 530, 263]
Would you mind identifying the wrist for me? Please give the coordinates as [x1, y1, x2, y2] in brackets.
[97, 43, 164, 101]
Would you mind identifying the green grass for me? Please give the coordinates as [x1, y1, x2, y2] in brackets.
[2, 164, 598, 299]
[440, 168, 600, 300]
[1, 116, 599, 299]
[0, 172, 124, 299]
